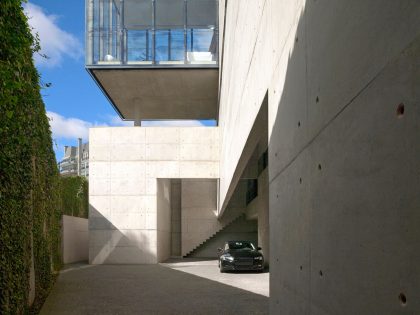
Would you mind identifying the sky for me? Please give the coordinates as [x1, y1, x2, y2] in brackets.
[23, 1, 214, 161]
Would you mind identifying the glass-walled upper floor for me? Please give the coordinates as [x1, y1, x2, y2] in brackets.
[86, 0, 218, 67]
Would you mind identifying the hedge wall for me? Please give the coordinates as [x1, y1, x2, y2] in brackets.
[60, 177, 88, 219]
[0, 1, 62, 314]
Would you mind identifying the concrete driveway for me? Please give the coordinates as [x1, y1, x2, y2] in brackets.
[161, 258, 269, 297]
[40, 259, 268, 315]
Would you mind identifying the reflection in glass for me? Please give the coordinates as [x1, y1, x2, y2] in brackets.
[155, 29, 184, 62]
[87, 0, 218, 66]
[127, 30, 152, 62]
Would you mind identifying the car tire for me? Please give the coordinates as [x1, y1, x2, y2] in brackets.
[219, 265, 225, 273]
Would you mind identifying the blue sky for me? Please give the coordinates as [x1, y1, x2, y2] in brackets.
[24, 1, 214, 161]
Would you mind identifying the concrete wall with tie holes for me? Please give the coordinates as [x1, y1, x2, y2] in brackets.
[218, 0, 420, 314]
[88, 127, 219, 264]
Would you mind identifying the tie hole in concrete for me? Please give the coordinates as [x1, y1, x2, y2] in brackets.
[399, 293, 407, 306]
[396, 103, 404, 118]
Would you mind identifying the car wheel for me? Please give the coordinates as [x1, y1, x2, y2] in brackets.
[219, 262, 225, 273]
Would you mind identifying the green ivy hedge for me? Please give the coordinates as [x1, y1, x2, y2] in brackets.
[0, 1, 62, 314]
[60, 177, 89, 219]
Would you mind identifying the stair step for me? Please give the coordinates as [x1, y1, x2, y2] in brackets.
[184, 214, 245, 257]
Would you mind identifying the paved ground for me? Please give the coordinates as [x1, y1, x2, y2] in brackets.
[40, 259, 268, 315]
[161, 259, 269, 297]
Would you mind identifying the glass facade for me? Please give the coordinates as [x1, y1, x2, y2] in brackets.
[86, 0, 218, 67]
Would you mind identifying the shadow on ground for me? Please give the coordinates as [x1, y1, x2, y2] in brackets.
[40, 262, 268, 315]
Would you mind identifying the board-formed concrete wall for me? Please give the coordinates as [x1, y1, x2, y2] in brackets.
[219, 0, 420, 314]
[89, 127, 219, 264]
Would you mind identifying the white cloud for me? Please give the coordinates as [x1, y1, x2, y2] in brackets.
[141, 120, 205, 127]
[23, 2, 83, 68]
[47, 111, 93, 140]
[47, 111, 208, 145]
[47, 112, 135, 141]
[108, 115, 134, 127]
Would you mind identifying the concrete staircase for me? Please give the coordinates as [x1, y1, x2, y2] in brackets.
[180, 178, 248, 257]
[183, 214, 246, 257]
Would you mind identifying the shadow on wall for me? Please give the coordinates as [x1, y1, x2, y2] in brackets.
[188, 215, 258, 258]
[268, 1, 420, 314]
[89, 206, 156, 264]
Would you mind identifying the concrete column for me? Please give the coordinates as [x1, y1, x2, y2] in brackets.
[170, 180, 181, 256]
[157, 179, 172, 262]
[257, 169, 269, 266]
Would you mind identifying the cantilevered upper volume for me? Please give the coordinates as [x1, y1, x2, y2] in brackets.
[85, 0, 219, 121]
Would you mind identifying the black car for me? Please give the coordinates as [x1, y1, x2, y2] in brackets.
[218, 241, 264, 272]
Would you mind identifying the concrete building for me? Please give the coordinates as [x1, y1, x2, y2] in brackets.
[86, 1, 420, 314]
[58, 138, 89, 178]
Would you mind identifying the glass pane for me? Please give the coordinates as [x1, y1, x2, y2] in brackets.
[155, 30, 169, 62]
[187, 29, 214, 52]
[155, 0, 184, 29]
[127, 30, 152, 61]
[112, 3, 119, 58]
[187, 28, 217, 63]
[124, 0, 153, 30]
[169, 30, 185, 61]
[155, 29, 185, 62]
[187, 0, 217, 28]
[87, 0, 218, 66]
[92, 0, 100, 63]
